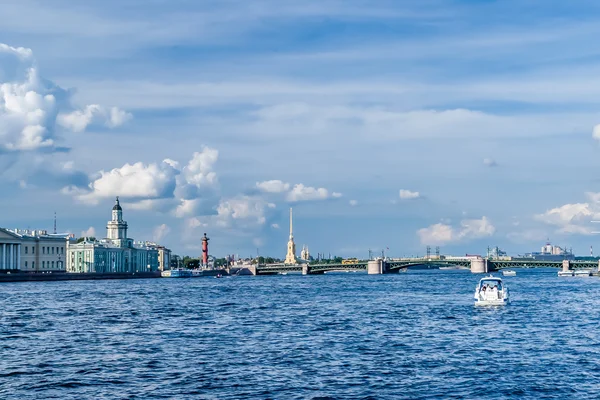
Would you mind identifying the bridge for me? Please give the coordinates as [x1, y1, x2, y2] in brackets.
[254, 258, 600, 275]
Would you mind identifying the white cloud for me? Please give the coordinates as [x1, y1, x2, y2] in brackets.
[57, 105, 131, 132]
[216, 196, 269, 227]
[593, 124, 600, 141]
[271, 223, 280, 229]
[349, 199, 358, 206]
[152, 223, 170, 242]
[417, 216, 495, 245]
[256, 179, 290, 193]
[176, 148, 219, 199]
[73, 147, 220, 215]
[534, 202, 600, 235]
[399, 189, 420, 200]
[77, 160, 179, 204]
[332, 192, 342, 198]
[0, 42, 130, 153]
[81, 226, 96, 238]
[483, 158, 497, 167]
[286, 183, 337, 202]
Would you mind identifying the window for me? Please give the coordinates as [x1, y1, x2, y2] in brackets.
[42, 261, 45, 268]
[32, 261, 35, 269]
[32, 247, 35, 254]
[52, 247, 55, 254]
[25, 261, 28, 268]
[61, 247, 64, 254]
[25, 247, 28, 254]
[52, 261, 55, 268]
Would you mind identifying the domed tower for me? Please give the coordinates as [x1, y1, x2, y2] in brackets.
[107, 196, 128, 245]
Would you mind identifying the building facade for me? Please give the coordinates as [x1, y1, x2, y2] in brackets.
[67, 198, 162, 273]
[0, 229, 22, 271]
[0, 228, 73, 272]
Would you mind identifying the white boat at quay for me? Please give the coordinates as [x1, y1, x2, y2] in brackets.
[161, 268, 193, 278]
[557, 270, 574, 277]
[474, 275, 509, 306]
[502, 270, 516, 277]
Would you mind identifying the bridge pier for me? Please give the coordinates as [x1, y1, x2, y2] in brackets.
[562, 260, 571, 273]
[367, 259, 383, 274]
[302, 264, 310, 275]
[470, 258, 488, 274]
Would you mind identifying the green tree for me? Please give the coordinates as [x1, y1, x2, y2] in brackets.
[214, 258, 228, 268]
[76, 237, 96, 243]
[185, 258, 200, 269]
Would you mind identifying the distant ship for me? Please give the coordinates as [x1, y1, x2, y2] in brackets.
[516, 241, 574, 261]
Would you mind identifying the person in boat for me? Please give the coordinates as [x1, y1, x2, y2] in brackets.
[480, 285, 487, 300]
[489, 284, 498, 299]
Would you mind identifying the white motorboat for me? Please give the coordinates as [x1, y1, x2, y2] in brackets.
[502, 270, 516, 277]
[558, 270, 574, 277]
[574, 269, 593, 277]
[474, 275, 509, 306]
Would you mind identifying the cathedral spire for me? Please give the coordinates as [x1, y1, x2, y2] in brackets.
[289, 207, 293, 239]
[284, 207, 297, 264]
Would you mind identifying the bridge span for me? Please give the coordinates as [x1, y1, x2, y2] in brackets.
[254, 258, 600, 275]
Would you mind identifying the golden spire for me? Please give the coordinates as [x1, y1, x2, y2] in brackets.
[289, 207, 293, 239]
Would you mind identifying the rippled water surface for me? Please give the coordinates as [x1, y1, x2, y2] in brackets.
[2, 269, 600, 399]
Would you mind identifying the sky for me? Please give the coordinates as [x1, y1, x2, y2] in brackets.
[3, 0, 600, 259]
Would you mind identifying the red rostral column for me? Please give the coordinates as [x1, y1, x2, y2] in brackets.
[201, 233, 210, 266]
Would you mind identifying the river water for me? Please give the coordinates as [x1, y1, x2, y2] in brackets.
[1, 269, 600, 399]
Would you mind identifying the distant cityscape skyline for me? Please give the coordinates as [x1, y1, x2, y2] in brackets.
[3, 1, 600, 257]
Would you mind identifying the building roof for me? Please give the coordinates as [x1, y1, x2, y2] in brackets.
[112, 196, 122, 211]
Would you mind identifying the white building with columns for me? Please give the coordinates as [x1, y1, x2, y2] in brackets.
[0, 229, 22, 271]
[0, 228, 74, 272]
[66, 197, 161, 273]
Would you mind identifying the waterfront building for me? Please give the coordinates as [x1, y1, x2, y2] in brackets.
[284, 208, 297, 264]
[66, 197, 162, 273]
[0, 229, 22, 271]
[0, 228, 74, 272]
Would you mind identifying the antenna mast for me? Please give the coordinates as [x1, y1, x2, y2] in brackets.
[53, 212, 57, 234]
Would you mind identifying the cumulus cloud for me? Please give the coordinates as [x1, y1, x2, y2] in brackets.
[0, 42, 130, 153]
[81, 226, 96, 238]
[399, 189, 420, 200]
[152, 223, 170, 242]
[77, 160, 179, 204]
[534, 201, 600, 235]
[349, 199, 358, 206]
[271, 223, 280, 229]
[256, 180, 290, 193]
[483, 158, 497, 167]
[417, 216, 495, 245]
[72, 147, 220, 214]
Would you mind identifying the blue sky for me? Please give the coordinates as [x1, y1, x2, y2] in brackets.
[3, 0, 600, 259]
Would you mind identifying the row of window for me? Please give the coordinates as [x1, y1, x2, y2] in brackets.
[24, 246, 64, 255]
[23, 260, 64, 269]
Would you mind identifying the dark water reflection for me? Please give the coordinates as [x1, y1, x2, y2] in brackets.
[1, 269, 599, 399]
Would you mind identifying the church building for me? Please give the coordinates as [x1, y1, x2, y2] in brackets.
[66, 197, 160, 273]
